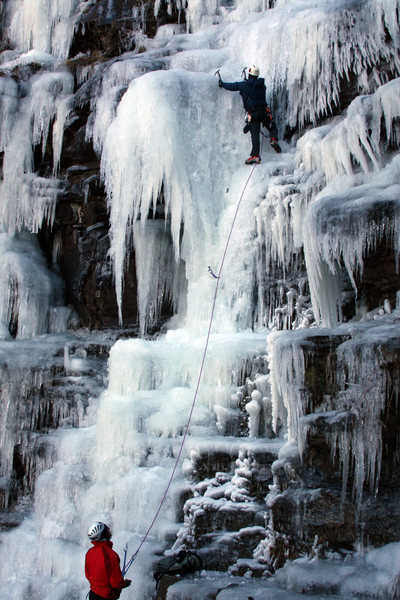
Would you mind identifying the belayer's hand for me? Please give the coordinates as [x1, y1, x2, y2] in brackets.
[123, 579, 131, 588]
[218, 78, 223, 88]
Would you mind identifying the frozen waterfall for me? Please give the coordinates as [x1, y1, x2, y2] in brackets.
[0, 0, 399, 599]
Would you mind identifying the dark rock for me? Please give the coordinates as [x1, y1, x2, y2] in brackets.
[156, 574, 182, 600]
[359, 242, 400, 312]
[269, 487, 356, 552]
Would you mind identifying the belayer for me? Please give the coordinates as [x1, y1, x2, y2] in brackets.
[85, 521, 132, 600]
[218, 65, 281, 164]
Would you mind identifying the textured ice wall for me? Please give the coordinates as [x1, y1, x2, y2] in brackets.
[154, 0, 400, 128]
[254, 164, 314, 328]
[0, 77, 18, 152]
[212, 0, 399, 127]
[101, 69, 235, 326]
[6, 0, 91, 59]
[108, 330, 266, 397]
[333, 331, 392, 508]
[299, 79, 400, 327]
[0, 1, 399, 599]
[303, 157, 400, 327]
[0, 336, 93, 509]
[0, 233, 64, 339]
[0, 70, 72, 339]
[0, 70, 73, 234]
[133, 221, 186, 335]
[297, 78, 400, 182]
[268, 329, 306, 441]
[98, 3, 400, 331]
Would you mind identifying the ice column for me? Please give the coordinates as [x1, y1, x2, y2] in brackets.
[7, 0, 87, 59]
[101, 69, 233, 327]
[300, 80, 400, 327]
[0, 233, 63, 338]
[0, 70, 74, 234]
[134, 221, 186, 335]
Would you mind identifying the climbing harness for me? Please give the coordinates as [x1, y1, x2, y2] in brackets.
[121, 137, 262, 580]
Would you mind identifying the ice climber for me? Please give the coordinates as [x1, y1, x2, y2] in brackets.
[85, 521, 132, 600]
[218, 65, 281, 164]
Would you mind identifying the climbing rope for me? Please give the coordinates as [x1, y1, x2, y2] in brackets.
[122, 154, 260, 577]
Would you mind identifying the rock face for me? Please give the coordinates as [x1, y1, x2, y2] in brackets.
[268, 325, 400, 558]
[51, 166, 138, 329]
[175, 446, 277, 571]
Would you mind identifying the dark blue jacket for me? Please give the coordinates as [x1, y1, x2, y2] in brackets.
[221, 76, 266, 111]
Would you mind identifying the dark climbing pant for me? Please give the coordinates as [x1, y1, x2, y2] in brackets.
[89, 592, 108, 600]
[247, 105, 278, 157]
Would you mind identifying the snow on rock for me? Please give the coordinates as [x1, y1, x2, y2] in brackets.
[274, 542, 400, 599]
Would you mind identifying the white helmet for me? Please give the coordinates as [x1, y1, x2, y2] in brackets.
[87, 521, 110, 541]
[248, 65, 260, 77]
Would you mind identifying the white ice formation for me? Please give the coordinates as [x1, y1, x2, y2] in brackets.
[0, 0, 399, 599]
[6, 0, 93, 59]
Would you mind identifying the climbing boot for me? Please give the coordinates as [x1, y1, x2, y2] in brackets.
[245, 155, 261, 165]
[270, 139, 282, 153]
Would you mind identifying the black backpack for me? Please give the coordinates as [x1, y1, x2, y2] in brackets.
[153, 549, 203, 585]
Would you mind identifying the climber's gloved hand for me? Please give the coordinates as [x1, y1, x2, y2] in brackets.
[123, 580, 131, 588]
[218, 78, 223, 88]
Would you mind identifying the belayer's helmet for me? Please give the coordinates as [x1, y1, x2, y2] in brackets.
[87, 521, 111, 541]
[248, 65, 260, 77]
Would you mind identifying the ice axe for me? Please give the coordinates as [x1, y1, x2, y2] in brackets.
[241, 67, 247, 80]
[214, 68, 221, 80]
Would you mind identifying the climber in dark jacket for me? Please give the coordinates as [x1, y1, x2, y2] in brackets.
[218, 64, 281, 164]
[85, 522, 131, 600]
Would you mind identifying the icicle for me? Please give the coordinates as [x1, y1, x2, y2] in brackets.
[334, 336, 389, 511]
[0, 71, 73, 234]
[227, 0, 400, 128]
[0, 232, 63, 339]
[303, 154, 400, 327]
[134, 220, 185, 335]
[101, 70, 232, 326]
[7, 0, 89, 59]
[297, 78, 400, 182]
[268, 329, 308, 441]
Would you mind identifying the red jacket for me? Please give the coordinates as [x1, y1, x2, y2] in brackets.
[85, 540, 129, 599]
